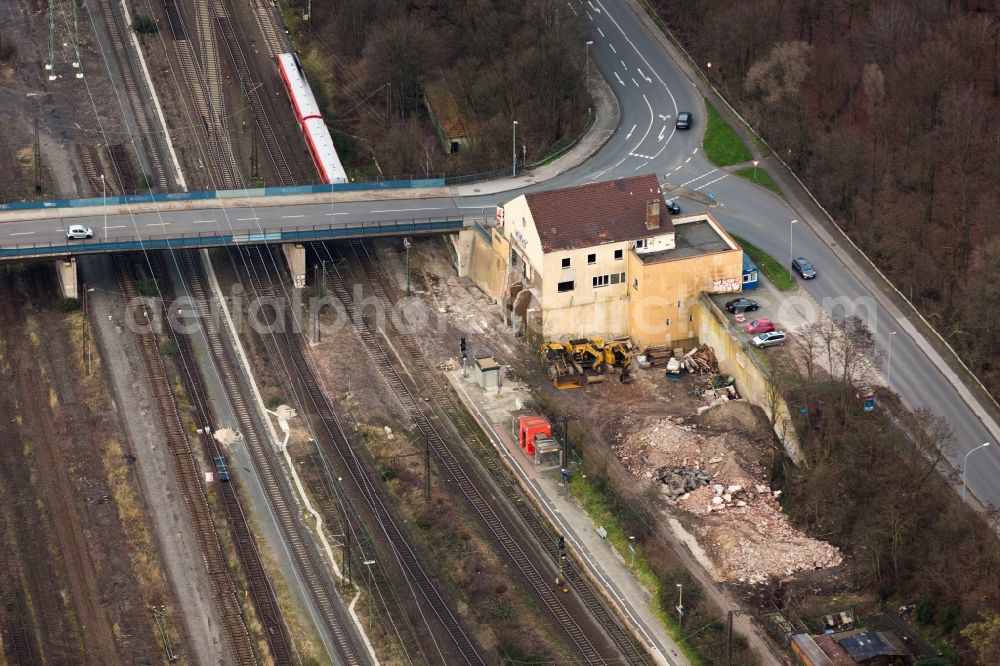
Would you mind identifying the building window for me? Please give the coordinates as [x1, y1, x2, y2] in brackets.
[592, 275, 610, 288]
[587, 253, 596, 265]
[633, 278, 639, 290]
[610, 273, 620, 285]
[614, 249, 623, 261]
[557, 280, 575, 293]
[666, 318, 671, 326]
[689, 315, 694, 322]
[635, 239, 648, 250]
[561, 257, 571, 269]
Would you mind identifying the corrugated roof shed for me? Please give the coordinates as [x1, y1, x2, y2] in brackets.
[836, 632, 907, 662]
[792, 634, 834, 666]
[523, 173, 672, 253]
[813, 634, 857, 666]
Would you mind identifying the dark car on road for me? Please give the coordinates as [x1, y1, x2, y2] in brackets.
[676, 112, 692, 130]
[791, 257, 816, 279]
[725, 297, 759, 313]
[665, 199, 680, 215]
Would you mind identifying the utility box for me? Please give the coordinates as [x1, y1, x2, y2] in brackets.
[513, 414, 561, 470]
[474, 356, 501, 390]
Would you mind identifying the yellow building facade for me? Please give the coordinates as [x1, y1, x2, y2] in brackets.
[487, 173, 743, 347]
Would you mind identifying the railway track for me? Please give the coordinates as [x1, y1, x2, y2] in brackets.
[313, 244, 616, 665]
[232, 245, 483, 664]
[164, 0, 240, 190]
[247, 0, 288, 58]
[343, 241, 651, 664]
[1, 575, 36, 666]
[147, 254, 294, 665]
[215, 12, 294, 186]
[93, 0, 169, 191]
[173, 250, 368, 666]
[108, 143, 137, 195]
[111, 253, 256, 664]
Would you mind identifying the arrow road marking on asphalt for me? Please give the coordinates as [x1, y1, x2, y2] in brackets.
[658, 125, 666, 141]
[637, 68, 651, 82]
[625, 124, 636, 140]
[587, 1, 600, 13]
[614, 72, 624, 86]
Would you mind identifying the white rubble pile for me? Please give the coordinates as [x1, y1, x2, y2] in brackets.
[613, 416, 843, 584]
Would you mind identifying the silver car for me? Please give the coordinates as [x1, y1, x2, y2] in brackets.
[66, 224, 94, 240]
[751, 330, 786, 348]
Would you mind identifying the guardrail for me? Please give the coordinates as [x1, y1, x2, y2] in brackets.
[0, 178, 450, 212]
[0, 217, 476, 260]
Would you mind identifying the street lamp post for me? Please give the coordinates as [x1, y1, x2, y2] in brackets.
[584, 40, 594, 80]
[512, 120, 518, 177]
[403, 237, 412, 297]
[628, 536, 636, 568]
[676, 583, 684, 627]
[789, 219, 797, 265]
[101, 174, 107, 241]
[887, 330, 897, 386]
[962, 442, 990, 501]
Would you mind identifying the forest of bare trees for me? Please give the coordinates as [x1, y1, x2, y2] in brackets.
[289, 0, 590, 178]
[652, 0, 1000, 398]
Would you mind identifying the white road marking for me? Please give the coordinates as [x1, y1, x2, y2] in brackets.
[370, 207, 444, 213]
[567, 2, 577, 16]
[586, 10, 592, 20]
[608, 43, 616, 54]
[597, 27, 604, 37]
[147, 222, 170, 226]
[625, 124, 636, 140]
[10, 231, 34, 236]
[680, 169, 718, 187]
[684, 157, 692, 163]
[589, 169, 607, 180]
[634, 161, 649, 170]
[326, 212, 350, 216]
[281, 214, 304, 219]
[695, 174, 729, 190]
[658, 114, 668, 120]
[673, 165, 683, 171]
[236, 217, 259, 221]
[104, 225, 126, 230]
[631, 78, 639, 87]
[620, 59, 627, 69]
[637, 68, 651, 82]
[192, 219, 216, 224]
[587, 1, 600, 13]
[614, 72, 624, 85]
[693, 148, 698, 155]
[658, 125, 666, 141]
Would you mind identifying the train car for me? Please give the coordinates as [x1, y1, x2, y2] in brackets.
[276, 52, 347, 184]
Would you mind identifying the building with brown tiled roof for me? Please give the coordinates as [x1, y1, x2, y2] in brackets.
[490, 173, 744, 346]
[423, 80, 469, 154]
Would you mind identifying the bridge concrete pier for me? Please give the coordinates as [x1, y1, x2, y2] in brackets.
[55, 257, 78, 299]
[281, 243, 306, 288]
[447, 229, 476, 278]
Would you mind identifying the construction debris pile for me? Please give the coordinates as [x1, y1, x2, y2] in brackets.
[614, 408, 843, 584]
[639, 344, 719, 374]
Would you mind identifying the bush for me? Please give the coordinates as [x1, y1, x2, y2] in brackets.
[160, 339, 179, 356]
[265, 395, 283, 409]
[57, 297, 82, 312]
[131, 16, 158, 35]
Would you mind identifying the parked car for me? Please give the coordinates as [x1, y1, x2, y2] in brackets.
[66, 224, 94, 240]
[665, 199, 681, 215]
[751, 330, 786, 348]
[791, 257, 816, 279]
[725, 297, 759, 313]
[676, 112, 692, 130]
[744, 318, 776, 334]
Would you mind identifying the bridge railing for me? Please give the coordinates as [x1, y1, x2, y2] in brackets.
[0, 216, 485, 260]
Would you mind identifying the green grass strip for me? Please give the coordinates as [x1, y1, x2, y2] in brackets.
[569, 474, 703, 665]
[734, 166, 780, 193]
[702, 102, 752, 167]
[733, 236, 796, 291]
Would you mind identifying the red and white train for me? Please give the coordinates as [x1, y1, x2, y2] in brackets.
[276, 52, 348, 184]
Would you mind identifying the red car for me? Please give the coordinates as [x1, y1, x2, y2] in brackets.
[745, 318, 776, 334]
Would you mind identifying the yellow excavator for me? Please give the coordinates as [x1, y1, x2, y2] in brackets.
[564, 338, 608, 373]
[599, 339, 634, 383]
[539, 341, 603, 389]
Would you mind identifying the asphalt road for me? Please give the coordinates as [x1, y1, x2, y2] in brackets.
[2, 1, 997, 502]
